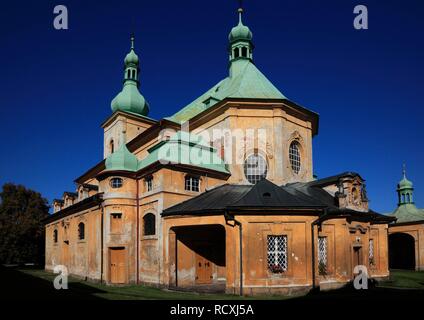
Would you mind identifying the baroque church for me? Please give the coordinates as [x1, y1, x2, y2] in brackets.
[45, 7, 394, 295]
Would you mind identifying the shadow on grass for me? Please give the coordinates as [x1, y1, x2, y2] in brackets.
[291, 281, 424, 303]
[0, 266, 106, 300]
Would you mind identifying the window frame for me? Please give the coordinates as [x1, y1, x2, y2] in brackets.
[288, 140, 302, 174]
[143, 213, 156, 236]
[53, 229, 58, 244]
[110, 177, 123, 189]
[243, 153, 268, 184]
[184, 176, 200, 192]
[145, 176, 153, 192]
[318, 236, 328, 275]
[78, 222, 85, 241]
[267, 235, 288, 274]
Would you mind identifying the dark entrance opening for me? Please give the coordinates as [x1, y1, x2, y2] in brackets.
[389, 233, 416, 270]
[170, 224, 226, 293]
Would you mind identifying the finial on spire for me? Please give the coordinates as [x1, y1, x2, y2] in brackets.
[238, 0, 244, 24]
[403, 163, 407, 178]
[130, 33, 135, 50]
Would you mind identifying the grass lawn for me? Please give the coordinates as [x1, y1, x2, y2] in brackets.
[379, 269, 424, 289]
[1, 266, 424, 300]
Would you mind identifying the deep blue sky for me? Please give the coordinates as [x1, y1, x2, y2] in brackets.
[0, 0, 423, 213]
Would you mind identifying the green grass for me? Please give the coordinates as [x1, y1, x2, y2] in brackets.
[379, 270, 424, 289]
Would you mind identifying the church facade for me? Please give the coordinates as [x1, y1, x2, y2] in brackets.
[44, 8, 394, 295]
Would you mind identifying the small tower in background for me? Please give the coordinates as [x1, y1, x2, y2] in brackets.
[397, 164, 414, 206]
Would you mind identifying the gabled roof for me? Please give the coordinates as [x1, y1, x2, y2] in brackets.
[167, 60, 288, 123]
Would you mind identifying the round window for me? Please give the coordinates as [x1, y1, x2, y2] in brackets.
[289, 141, 301, 174]
[110, 177, 123, 189]
[244, 153, 268, 184]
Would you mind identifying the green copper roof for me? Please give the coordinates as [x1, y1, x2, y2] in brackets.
[390, 204, 424, 223]
[111, 35, 149, 116]
[167, 59, 287, 123]
[138, 131, 229, 174]
[105, 135, 138, 172]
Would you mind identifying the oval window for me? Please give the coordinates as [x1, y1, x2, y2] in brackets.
[110, 177, 123, 189]
[243, 153, 268, 184]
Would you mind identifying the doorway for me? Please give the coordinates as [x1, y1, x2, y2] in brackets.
[195, 246, 213, 284]
[389, 233, 416, 270]
[353, 246, 363, 268]
[109, 247, 126, 284]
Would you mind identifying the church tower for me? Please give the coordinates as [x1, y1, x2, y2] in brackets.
[228, 7, 253, 62]
[102, 35, 156, 159]
[397, 165, 414, 205]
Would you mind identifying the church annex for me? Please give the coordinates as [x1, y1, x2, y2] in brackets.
[44, 7, 394, 295]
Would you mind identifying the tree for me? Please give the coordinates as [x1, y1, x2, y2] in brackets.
[0, 183, 49, 265]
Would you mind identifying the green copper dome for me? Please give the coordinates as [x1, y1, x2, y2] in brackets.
[229, 8, 253, 43]
[111, 35, 149, 116]
[105, 133, 138, 172]
[111, 84, 149, 115]
[124, 49, 139, 65]
[398, 176, 413, 189]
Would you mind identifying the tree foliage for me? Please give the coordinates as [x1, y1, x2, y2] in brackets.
[0, 183, 49, 264]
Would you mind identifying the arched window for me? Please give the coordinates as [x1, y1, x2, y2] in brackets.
[78, 222, 85, 240]
[241, 47, 247, 57]
[289, 141, 301, 174]
[110, 139, 114, 154]
[127, 69, 130, 79]
[53, 229, 58, 243]
[244, 153, 268, 184]
[143, 213, 155, 236]
[406, 194, 410, 203]
[234, 48, 239, 58]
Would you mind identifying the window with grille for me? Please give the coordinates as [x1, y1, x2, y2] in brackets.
[289, 141, 301, 174]
[318, 236, 328, 274]
[244, 153, 268, 184]
[145, 176, 153, 192]
[185, 176, 200, 192]
[369, 239, 375, 265]
[267, 235, 288, 273]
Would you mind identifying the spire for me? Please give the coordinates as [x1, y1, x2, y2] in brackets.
[130, 33, 135, 50]
[111, 34, 149, 116]
[238, 7, 243, 24]
[402, 163, 407, 179]
[397, 163, 414, 206]
[228, 3, 253, 63]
